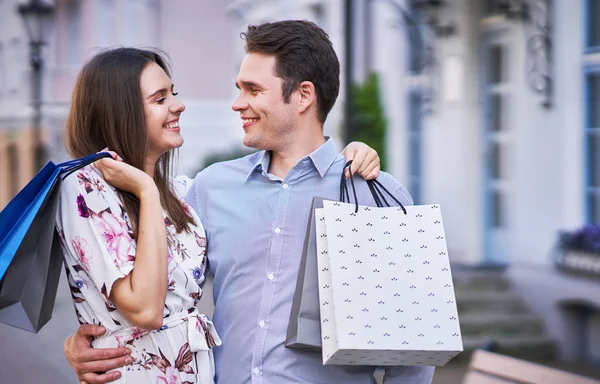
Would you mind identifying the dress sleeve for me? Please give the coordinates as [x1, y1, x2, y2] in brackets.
[57, 165, 136, 299]
[173, 175, 194, 199]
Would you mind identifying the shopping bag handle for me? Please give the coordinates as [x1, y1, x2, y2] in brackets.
[339, 161, 359, 212]
[58, 152, 113, 179]
[340, 160, 407, 215]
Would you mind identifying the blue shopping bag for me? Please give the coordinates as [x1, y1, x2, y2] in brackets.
[0, 152, 111, 332]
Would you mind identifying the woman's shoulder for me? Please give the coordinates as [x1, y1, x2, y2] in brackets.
[59, 164, 122, 213]
[172, 175, 194, 199]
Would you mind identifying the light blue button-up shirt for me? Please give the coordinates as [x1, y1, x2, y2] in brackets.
[186, 138, 435, 384]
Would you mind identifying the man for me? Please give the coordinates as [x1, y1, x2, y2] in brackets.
[65, 20, 435, 383]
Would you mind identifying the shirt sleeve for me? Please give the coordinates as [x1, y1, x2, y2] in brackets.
[371, 171, 414, 207]
[394, 184, 414, 206]
[58, 166, 136, 299]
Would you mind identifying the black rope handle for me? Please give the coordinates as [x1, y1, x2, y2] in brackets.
[368, 179, 407, 215]
[339, 160, 408, 215]
[367, 180, 384, 207]
[340, 160, 359, 213]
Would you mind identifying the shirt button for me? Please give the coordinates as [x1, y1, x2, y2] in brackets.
[282, 183, 289, 190]
[267, 273, 275, 281]
[274, 227, 281, 234]
[259, 320, 266, 328]
[253, 368, 260, 375]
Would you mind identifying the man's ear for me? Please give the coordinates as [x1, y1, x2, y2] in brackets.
[298, 81, 316, 114]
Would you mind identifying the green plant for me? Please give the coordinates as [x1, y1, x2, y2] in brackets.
[349, 72, 388, 171]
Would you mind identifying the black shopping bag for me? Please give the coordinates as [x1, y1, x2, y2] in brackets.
[0, 153, 110, 332]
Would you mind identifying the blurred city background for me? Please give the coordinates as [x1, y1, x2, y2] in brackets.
[1, 0, 600, 383]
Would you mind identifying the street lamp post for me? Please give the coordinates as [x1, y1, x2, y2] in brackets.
[343, 0, 355, 146]
[17, 0, 55, 172]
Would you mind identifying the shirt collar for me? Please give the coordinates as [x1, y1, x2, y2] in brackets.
[245, 137, 340, 181]
[246, 150, 272, 181]
[308, 137, 340, 177]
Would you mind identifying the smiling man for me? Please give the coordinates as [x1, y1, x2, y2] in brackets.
[62, 20, 434, 384]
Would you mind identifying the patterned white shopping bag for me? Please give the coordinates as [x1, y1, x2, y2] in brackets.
[315, 199, 463, 366]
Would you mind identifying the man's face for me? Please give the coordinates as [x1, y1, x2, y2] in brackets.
[232, 53, 298, 151]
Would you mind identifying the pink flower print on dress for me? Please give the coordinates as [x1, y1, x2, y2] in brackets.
[157, 366, 179, 384]
[130, 326, 147, 340]
[72, 236, 93, 272]
[174, 343, 194, 374]
[92, 209, 134, 265]
[76, 194, 90, 218]
[194, 232, 206, 248]
[77, 169, 105, 194]
[196, 317, 218, 348]
[114, 333, 127, 348]
[167, 250, 178, 277]
[114, 326, 147, 347]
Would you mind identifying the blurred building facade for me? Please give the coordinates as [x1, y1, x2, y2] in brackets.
[0, 0, 243, 209]
[0, 0, 599, 373]
[228, 0, 600, 367]
[387, 0, 600, 367]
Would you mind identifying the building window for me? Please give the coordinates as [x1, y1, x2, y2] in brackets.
[0, 43, 5, 96]
[98, 0, 115, 47]
[482, 0, 499, 16]
[7, 38, 21, 93]
[7, 143, 19, 198]
[65, 0, 81, 65]
[585, 69, 600, 223]
[408, 91, 423, 204]
[588, 312, 600, 365]
[310, 3, 325, 28]
[483, 38, 510, 229]
[124, 0, 141, 46]
[586, 0, 600, 51]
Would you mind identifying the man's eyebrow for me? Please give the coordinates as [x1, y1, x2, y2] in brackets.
[146, 84, 174, 99]
[235, 80, 264, 90]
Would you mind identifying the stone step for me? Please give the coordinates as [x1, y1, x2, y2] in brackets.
[452, 272, 512, 293]
[455, 292, 528, 315]
[451, 335, 557, 363]
[459, 313, 545, 338]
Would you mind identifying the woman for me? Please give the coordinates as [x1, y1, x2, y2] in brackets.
[56, 47, 380, 383]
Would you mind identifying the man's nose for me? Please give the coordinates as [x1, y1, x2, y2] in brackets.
[232, 94, 249, 111]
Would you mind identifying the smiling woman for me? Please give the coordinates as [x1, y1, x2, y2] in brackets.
[139, 62, 185, 175]
[55, 48, 220, 384]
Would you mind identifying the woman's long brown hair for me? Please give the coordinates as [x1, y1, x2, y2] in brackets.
[65, 47, 194, 236]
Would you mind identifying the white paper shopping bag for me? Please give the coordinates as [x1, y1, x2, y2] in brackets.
[315, 200, 463, 366]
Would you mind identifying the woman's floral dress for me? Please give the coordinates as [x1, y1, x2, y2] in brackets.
[55, 165, 221, 384]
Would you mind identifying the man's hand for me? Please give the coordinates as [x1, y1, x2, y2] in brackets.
[341, 141, 381, 180]
[64, 324, 132, 384]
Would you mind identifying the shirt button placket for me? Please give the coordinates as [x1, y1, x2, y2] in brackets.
[253, 181, 290, 383]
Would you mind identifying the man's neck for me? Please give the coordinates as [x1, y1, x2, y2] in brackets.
[268, 134, 326, 179]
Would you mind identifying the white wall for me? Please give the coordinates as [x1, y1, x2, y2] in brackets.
[558, 0, 587, 230]
[508, 0, 582, 267]
[388, 0, 588, 267]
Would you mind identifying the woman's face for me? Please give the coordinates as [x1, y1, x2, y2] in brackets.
[140, 62, 185, 163]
